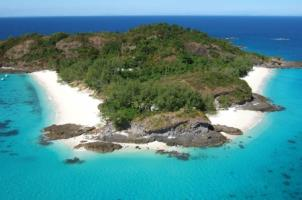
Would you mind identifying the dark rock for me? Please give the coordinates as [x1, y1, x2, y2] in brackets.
[213, 125, 243, 135]
[239, 93, 284, 112]
[288, 140, 296, 144]
[135, 146, 141, 149]
[0, 129, 18, 137]
[38, 136, 53, 146]
[239, 144, 245, 149]
[43, 124, 96, 140]
[228, 194, 237, 198]
[282, 173, 291, 180]
[156, 150, 190, 161]
[74, 142, 122, 153]
[283, 181, 291, 186]
[64, 157, 84, 164]
[162, 130, 227, 148]
[127, 111, 227, 148]
[0, 120, 11, 129]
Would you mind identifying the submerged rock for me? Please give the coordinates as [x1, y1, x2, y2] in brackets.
[0, 129, 18, 137]
[0, 120, 12, 129]
[156, 150, 190, 161]
[74, 142, 122, 153]
[64, 157, 84, 164]
[288, 140, 296, 144]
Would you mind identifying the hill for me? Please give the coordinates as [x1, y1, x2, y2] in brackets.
[0, 24, 268, 129]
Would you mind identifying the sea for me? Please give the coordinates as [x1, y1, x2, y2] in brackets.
[0, 16, 302, 200]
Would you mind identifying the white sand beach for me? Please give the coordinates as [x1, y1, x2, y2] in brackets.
[31, 70, 103, 127]
[208, 66, 275, 137]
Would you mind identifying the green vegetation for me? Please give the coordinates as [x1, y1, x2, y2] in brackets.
[0, 24, 267, 129]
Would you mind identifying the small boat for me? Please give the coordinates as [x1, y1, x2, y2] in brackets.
[4, 74, 8, 78]
[0, 78, 4, 81]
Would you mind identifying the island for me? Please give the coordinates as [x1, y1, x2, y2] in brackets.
[0, 24, 289, 158]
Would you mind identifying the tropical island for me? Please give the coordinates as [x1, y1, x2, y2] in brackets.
[0, 24, 289, 158]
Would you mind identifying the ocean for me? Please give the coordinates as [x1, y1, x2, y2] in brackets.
[0, 16, 302, 200]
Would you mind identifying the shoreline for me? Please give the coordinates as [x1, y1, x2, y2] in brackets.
[31, 66, 275, 153]
[31, 70, 173, 152]
[31, 71, 104, 127]
[207, 66, 275, 138]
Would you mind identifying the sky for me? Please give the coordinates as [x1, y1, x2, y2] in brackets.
[0, 0, 301, 17]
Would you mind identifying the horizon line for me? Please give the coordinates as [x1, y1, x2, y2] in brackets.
[0, 15, 302, 18]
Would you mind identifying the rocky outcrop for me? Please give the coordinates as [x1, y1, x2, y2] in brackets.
[263, 58, 302, 68]
[130, 110, 211, 135]
[74, 142, 122, 153]
[213, 125, 243, 135]
[239, 93, 284, 112]
[4, 40, 35, 60]
[40, 110, 230, 151]
[103, 111, 228, 148]
[56, 39, 82, 58]
[88, 36, 107, 49]
[43, 124, 96, 140]
[184, 42, 209, 57]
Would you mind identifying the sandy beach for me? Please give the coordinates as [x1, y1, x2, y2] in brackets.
[31, 70, 103, 127]
[207, 66, 275, 137]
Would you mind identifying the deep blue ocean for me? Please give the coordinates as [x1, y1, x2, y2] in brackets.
[0, 17, 302, 200]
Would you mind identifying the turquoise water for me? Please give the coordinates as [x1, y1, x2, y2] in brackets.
[1, 17, 302, 199]
[1, 71, 301, 199]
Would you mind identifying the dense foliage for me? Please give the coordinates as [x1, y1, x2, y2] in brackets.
[0, 24, 267, 129]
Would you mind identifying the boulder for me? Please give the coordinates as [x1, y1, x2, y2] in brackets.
[64, 157, 84, 164]
[213, 125, 243, 135]
[127, 111, 227, 148]
[74, 142, 122, 153]
[43, 124, 96, 140]
[239, 93, 284, 112]
[184, 42, 209, 57]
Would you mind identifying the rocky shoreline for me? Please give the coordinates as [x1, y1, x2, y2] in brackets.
[1, 59, 289, 160]
[40, 90, 283, 158]
[262, 58, 302, 69]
